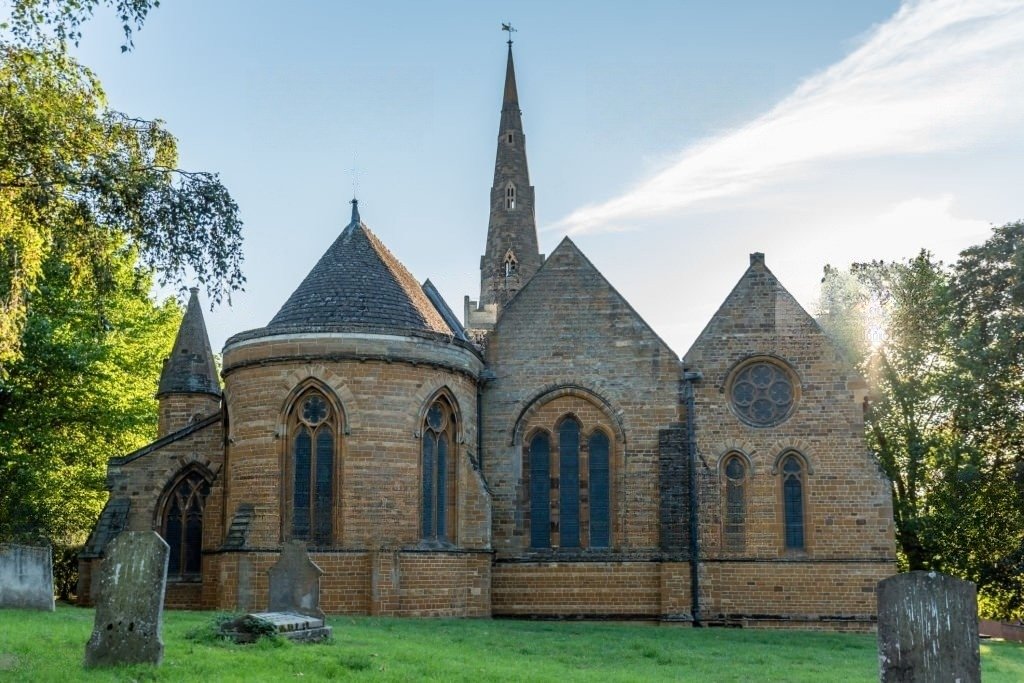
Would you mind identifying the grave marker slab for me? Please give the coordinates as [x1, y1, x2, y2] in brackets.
[267, 539, 326, 619]
[83, 531, 169, 668]
[877, 570, 980, 683]
[0, 544, 54, 611]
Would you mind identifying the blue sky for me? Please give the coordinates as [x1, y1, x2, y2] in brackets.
[69, 0, 1024, 355]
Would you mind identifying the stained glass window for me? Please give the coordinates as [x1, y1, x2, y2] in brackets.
[161, 469, 210, 580]
[523, 410, 616, 551]
[529, 433, 551, 549]
[782, 455, 805, 550]
[289, 390, 335, 545]
[730, 360, 795, 427]
[558, 419, 581, 548]
[723, 455, 746, 552]
[589, 431, 610, 548]
[422, 396, 457, 543]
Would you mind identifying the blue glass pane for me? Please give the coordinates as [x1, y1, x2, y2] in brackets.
[559, 420, 581, 549]
[529, 434, 550, 549]
[293, 429, 312, 540]
[315, 428, 333, 545]
[302, 395, 328, 424]
[589, 432, 610, 548]
[437, 435, 448, 540]
[784, 477, 804, 549]
[422, 435, 435, 538]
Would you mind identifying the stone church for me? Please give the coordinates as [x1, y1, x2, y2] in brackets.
[79, 43, 896, 628]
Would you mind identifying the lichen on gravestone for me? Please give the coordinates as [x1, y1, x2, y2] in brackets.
[83, 531, 169, 668]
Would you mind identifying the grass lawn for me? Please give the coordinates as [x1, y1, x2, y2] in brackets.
[1, 606, 1023, 681]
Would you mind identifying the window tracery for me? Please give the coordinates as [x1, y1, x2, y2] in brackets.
[287, 390, 336, 546]
[422, 395, 458, 543]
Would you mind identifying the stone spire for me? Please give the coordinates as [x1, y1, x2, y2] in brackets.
[157, 288, 220, 398]
[477, 40, 543, 313]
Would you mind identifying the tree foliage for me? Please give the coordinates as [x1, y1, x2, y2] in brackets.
[818, 222, 1024, 619]
[0, 236, 180, 547]
[0, 43, 243, 367]
[3, 0, 157, 51]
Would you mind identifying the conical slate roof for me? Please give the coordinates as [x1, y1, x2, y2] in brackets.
[157, 287, 221, 397]
[264, 202, 454, 338]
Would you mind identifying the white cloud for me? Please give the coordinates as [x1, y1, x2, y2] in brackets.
[554, 0, 1024, 235]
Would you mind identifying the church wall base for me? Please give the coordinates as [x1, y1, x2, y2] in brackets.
[698, 560, 893, 632]
[201, 549, 491, 617]
[492, 560, 665, 618]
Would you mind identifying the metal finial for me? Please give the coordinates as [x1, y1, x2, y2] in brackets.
[348, 157, 361, 201]
[502, 22, 516, 46]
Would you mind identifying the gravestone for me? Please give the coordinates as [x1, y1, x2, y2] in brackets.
[267, 539, 326, 619]
[227, 541, 331, 643]
[83, 531, 169, 668]
[877, 571, 980, 683]
[0, 544, 55, 611]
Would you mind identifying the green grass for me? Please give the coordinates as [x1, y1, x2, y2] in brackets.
[1, 606, 1023, 681]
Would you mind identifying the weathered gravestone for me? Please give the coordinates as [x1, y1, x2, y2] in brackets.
[83, 531, 169, 668]
[0, 544, 55, 611]
[268, 539, 326, 619]
[877, 571, 980, 683]
[224, 540, 331, 642]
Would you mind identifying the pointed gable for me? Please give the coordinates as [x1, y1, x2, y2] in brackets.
[157, 287, 220, 397]
[266, 216, 454, 338]
[497, 236, 677, 358]
[683, 252, 845, 369]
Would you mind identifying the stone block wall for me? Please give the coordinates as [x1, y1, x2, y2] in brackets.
[220, 333, 486, 551]
[682, 254, 896, 625]
[700, 561, 890, 629]
[483, 239, 681, 559]
[205, 549, 490, 616]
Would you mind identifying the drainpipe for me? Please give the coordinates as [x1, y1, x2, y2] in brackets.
[683, 370, 703, 626]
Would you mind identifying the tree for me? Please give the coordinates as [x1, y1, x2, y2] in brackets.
[818, 227, 1024, 619]
[0, 234, 180, 551]
[3, 0, 157, 51]
[0, 43, 243, 368]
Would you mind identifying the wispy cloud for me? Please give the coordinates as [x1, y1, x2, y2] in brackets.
[555, 0, 1024, 235]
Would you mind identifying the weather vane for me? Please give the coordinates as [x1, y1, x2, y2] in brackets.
[502, 22, 516, 46]
[347, 157, 361, 201]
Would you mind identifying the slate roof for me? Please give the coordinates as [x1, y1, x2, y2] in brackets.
[251, 203, 456, 339]
[157, 287, 221, 397]
[79, 497, 130, 558]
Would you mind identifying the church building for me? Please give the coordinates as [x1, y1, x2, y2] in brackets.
[79, 42, 896, 628]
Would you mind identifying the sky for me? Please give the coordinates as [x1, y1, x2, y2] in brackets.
[67, 0, 1024, 356]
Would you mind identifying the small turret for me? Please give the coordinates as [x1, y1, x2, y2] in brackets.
[156, 287, 221, 435]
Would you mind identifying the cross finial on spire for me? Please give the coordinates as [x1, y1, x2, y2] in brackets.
[350, 197, 360, 224]
[502, 22, 516, 46]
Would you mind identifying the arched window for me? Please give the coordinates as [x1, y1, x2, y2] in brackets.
[558, 418, 581, 548]
[528, 431, 551, 549]
[287, 391, 336, 546]
[782, 455, 805, 550]
[160, 469, 210, 580]
[505, 183, 516, 210]
[422, 395, 458, 543]
[521, 408, 614, 551]
[723, 455, 747, 552]
[588, 431, 611, 548]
